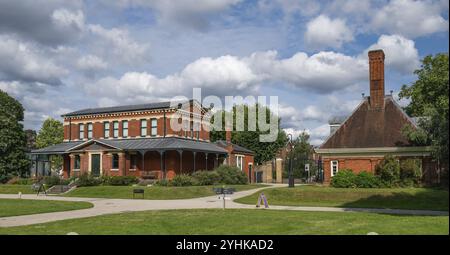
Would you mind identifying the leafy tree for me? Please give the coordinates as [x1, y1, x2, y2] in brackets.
[284, 131, 317, 179]
[375, 155, 400, 185]
[399, 53, 449, 167]
[25, 129, 37, 152]
[0, 90, 30, 181]
[36, 118, 64, 172]
[210, 104, 288, 164]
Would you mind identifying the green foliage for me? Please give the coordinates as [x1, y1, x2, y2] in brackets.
[171, 174, 195, 186]
[330, 169, 357, 188]
[210, 104, 288, 164]
[400, 159, 422, 185]
[0, 90, 30, 180]
[375, 155, 400, 185]
[192, 170, 220, 185]
[399, 53, 449, 169]
[215, 165, 248, 185]
[354, 172, 382, 188]
[75, 173, 103, 187]
[331, 170, 382, 188]
[36, 118, 64, 172]
[102, 176, 138, 186]
[6, 177, 35, 185]
[154, 179, 169, 186]
[284, 131, 317, 179]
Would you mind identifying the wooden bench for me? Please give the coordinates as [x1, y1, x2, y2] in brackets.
[141, 171, 159, 179]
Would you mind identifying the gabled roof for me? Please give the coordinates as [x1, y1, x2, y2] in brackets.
[320, 96, 417, 149]
[215, 140, 255, 154]
[31, 137, 228, 154]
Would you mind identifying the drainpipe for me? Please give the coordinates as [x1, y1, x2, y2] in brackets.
[163, 111, 166, 137]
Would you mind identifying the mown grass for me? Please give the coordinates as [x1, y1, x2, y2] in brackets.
[0, 209, 447, 235]
[235, 185, 449, 211]
[0, 199, 93, 217]
[0, 185, 36, 194]
[63, 184, 266, 200]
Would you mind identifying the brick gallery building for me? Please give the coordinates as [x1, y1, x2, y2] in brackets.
[32, 101, 255, 181]
[315, 49, 439, 184]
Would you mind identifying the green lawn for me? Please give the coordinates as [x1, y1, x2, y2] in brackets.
[0, 199, 93, 217]
[235, 185, 449, 211]
[0, 209, 447, 235]
[0, 185, 36, 194]
[63, 184, 265, 200]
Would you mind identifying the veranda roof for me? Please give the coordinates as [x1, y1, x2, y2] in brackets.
[31, 137, 228, 155]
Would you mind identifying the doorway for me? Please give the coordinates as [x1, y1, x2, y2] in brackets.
[91, 154, 101, 176]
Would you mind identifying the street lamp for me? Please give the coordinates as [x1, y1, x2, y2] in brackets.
[287, 134, 294, 188]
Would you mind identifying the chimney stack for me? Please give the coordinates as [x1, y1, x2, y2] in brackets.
[368, 49, 385, 109]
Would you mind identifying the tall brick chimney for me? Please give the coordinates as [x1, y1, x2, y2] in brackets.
[225, 129, 231, 143]
[368, 49, 385, 109]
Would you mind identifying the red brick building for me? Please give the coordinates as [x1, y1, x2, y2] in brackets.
[32, 100, 254, 180]
[315, 49, 438, 184]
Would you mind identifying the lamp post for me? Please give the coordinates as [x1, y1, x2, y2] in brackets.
[287, 134, 294, 188]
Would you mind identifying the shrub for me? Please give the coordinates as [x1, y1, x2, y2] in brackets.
[0, 174, 13, 184]
[400, 159, 422, 185]
[192, 171, 220, 185]
[215, 165, 248, 185]
[375, 155, 400, 185]
[154, 179, 169, 186]
[75, 173, 102, 187]
[330, 169, 357, 188]
[6, 177, 35, 185]
[170, 174, 194, 187]
[43, 175, 61, 186]
[103, 176, 138, 186]
[354, 171, 382, 188]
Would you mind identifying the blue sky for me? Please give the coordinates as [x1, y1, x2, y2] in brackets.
[0, 0, 448, 145]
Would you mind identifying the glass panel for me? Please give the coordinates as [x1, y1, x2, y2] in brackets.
[79, 124, 84, 139]
[141, 119, 147, 137]
[113, 122, 119, 138]
[104, 122, 110, 138]
[122, 121, 128, 138]
[87, 123, 93, 139]
[151, 118, 157, 136]
[112, 154, 119, 169]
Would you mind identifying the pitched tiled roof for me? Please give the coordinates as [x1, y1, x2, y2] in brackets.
[215, 140, 254, 154]
[61, 101, 173, 117]
[31, 137, 228, 154]
[320, 96, 416, 149]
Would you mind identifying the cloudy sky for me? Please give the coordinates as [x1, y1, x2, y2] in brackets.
[0, 0, 448, 145]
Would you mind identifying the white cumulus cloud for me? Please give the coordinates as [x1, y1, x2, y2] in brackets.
[305, 15, 354, 50]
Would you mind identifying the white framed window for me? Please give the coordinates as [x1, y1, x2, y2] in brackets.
[141, 119, 147, 137]
[122, 120, 128, 138]
[104, 122, 110, 138]
[150, 118, 157, 136]
[79, 123, 85, 140]
[74, 155, 81, 170]
[87, 123, 93, 139]
[236, 155, 244, 171]
[331, 160, 339, 177]
[113, 121, 119, 138]
[111, 154, 119, 170]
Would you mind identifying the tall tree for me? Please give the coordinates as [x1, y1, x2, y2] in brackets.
[0, 90, 30, 181]
[36, 118, 64, 172]
[210, 104, 288, 164]
[284, 131, 317, 179]
[399, 53, 449, 169]
[25, 129, 37, 152]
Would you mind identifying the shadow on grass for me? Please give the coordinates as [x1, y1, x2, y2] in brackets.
[340, 188, 449, 213]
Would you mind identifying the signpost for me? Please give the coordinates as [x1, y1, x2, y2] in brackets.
[305, 163, 310, 183]
[213, 187, 235, 209]
[256, 192, 269, 208]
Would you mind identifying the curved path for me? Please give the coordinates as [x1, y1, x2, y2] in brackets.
[0, 184, 448, 227]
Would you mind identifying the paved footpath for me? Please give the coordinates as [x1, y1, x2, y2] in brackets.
[0, 184, 448, 227]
